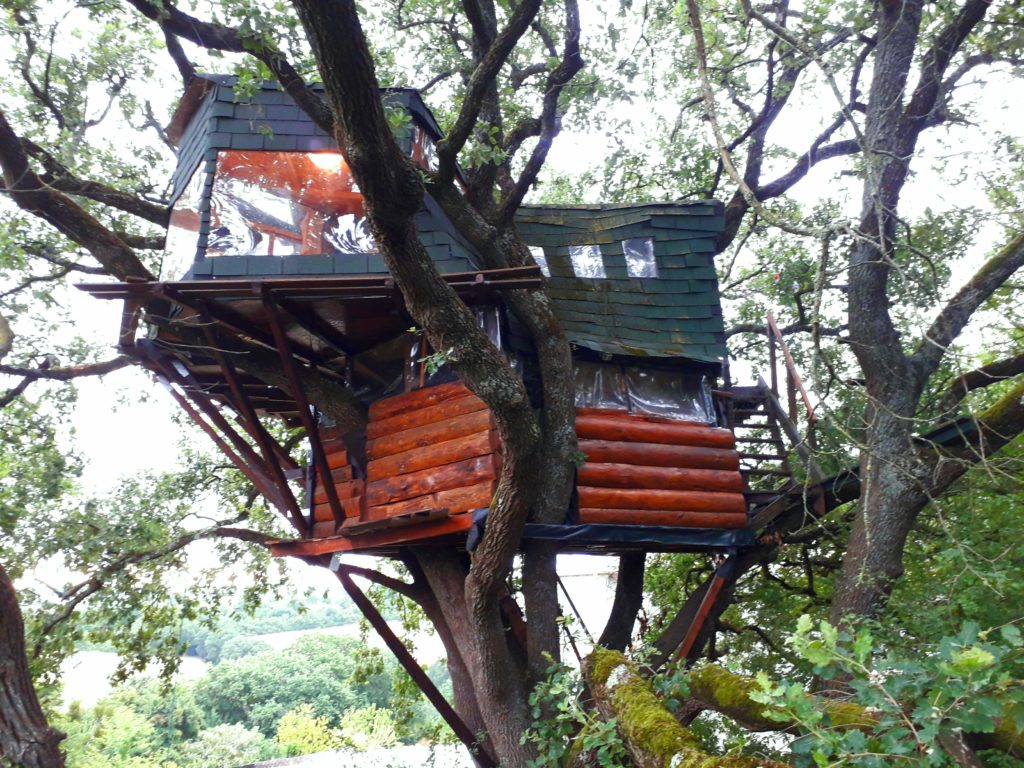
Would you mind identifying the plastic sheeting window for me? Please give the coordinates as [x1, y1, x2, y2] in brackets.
[162, 164, 207, 279]
[411, 126, 439, 172]
[569, 244, 606, 278]
[406, 306, 504, 391]
[573, 361, 713, 423]
[529, 246, 551, 277]
[623, 237, 657, 278]
[207, 150, 377, 258]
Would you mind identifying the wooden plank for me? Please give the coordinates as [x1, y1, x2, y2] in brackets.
[368, 381, 472, 421]
[278, 514, 476, 556]
[365, 455, 499, 507]
[366, 393, 488, 440]
[578, 508, 748, 529]
[579, 464, 744, 493]
[341, 508, 448, 536]
[312, 495, 364, 522]
[314, 465, 353, 485]
[367, 431, 496, 480]
[577, 487, 747, 513]
[575, 413, 736, 450]
[366, 409, 493, 460]
[365, 480, 496, 520]
[578, 439, 739, 471]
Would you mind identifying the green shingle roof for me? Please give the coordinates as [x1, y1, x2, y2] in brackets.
[516, 203, 727, 364]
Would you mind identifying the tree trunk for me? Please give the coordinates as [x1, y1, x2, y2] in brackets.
[416, 550, 535, 767]
[0, 563, 65, 768]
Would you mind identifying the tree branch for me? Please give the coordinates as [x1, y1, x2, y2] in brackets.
[434, 0, 542, 186]
[494, 0, 583, 225]
[0, 111, 152, 281]
[915, 230, 1024, 377]
[122, 0, 334, 134]
[939, 352, 1024, 411]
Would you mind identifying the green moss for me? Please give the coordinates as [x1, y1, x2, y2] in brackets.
[585, 652, 787, 768]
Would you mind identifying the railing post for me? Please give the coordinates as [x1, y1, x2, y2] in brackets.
[767, 314, 779, 398]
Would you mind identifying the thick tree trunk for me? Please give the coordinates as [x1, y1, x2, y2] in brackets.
[0, 563, 65, 768]
[597, 553, 645, 652]
[416, 551, 535, 767]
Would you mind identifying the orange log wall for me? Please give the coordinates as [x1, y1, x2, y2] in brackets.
[309, 388, 748, 541]
[574, 408, 748, 529]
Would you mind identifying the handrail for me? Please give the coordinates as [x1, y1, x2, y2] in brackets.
[766, 311, 816, 424]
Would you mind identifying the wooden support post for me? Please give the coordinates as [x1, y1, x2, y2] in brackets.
[331, 563, 498, 768]
[261, 288, 347, 529]
[200, 317, 307, 534]
[673, 554, 739, 664]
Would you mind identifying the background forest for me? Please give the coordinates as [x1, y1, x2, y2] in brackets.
[1, 0, 1023, 766]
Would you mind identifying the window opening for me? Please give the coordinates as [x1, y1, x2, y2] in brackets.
[207, 150, 377, 258]
[528, 246, 550, 277]
[162, 164, 207, 279]
[569, 244, 605, 278]
[623, 237, 657, 278]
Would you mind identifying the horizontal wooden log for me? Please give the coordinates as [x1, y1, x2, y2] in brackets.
[368, 381, 471, 421]
[365, 480, 496, 520]
[578, 508, 748, 529]
[366, 409, 493, 460]
[579, 463, 744, 493]
[576, 413, 735, 449]
[578, 439, 739, 471]
[325, 449, 350, 470]
[367, 431, 497, 480]
[366, 455, 499, 507]
[366, 392, 488, 440]
[312, 520, 337, 538]
[312, 477, 362, 506]
[577, 487, 747, 514]
[312, 495, 364, 522]
[314, 465, 353, 485]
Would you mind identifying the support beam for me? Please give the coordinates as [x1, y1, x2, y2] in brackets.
[200, 317, 307, 534]
[263, 289, 347, 528]
[331, 562, 498, 768]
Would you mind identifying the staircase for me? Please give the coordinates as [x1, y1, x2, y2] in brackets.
[717, 312, 824, 531]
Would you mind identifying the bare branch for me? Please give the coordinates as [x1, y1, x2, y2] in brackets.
[122, 0, 334, 134]
[939, 352, 1024, 411]
[434, 0, 542, 186]
[0, 111, 151, 281]
[915, 230, 1024, 377]
[161, 26, 196, 86]
[494, 0, 583, 224]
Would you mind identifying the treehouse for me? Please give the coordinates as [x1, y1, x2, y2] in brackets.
[79, 75, 787, 561]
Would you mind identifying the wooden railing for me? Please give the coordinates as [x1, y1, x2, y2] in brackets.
[766, 310, 816, 427]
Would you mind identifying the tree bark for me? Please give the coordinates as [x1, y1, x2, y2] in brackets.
[0, 563, 66, 768]
[597, 553, 645, 652]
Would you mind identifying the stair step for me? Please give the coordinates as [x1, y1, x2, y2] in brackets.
[740, 452, 786, 461]
[735, 436, 785, 444]
[745, 489, 802, 503]
[733, 407, 767, 416]
[743, 468, 792, 477]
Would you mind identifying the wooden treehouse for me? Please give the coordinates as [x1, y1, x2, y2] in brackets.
[79, 75, 823, 558]
[78, 75, 829, 765]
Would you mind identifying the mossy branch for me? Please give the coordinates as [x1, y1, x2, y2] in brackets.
[583, 649, 790, 768]
[682, 664, 1023, 760]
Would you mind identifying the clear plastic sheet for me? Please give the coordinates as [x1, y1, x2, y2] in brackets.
[162, 164, 206, 279]
[411, 126, 439, 172]
[624, 367, 709, 422]
[529, 246, 551, 277]
[569, 244, 605, 278]
[404, 307, 505, 391]
[207, 151, 376, 258]
[623, 237, 657, 278]
[573, 360, 629, 410]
